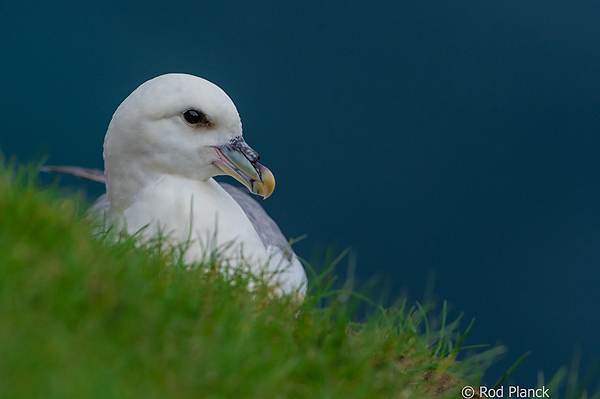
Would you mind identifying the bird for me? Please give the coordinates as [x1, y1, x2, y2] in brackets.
[43, 74, 307, 295]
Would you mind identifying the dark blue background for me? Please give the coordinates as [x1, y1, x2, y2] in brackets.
[2, 0, 599, 388]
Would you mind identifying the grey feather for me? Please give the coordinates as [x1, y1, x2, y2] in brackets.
[89, 193, 110, 219]
[41, 165, 106, 183]
[218, 183, 294, 260]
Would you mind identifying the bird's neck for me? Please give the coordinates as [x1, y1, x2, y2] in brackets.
[105, 162, 165, 215]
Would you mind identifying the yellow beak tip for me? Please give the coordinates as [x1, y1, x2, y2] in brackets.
[259, 167, 275, 199]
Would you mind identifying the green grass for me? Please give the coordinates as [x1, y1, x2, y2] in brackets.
[0, 157, 595, 398]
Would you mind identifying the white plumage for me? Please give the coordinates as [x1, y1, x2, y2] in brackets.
[50, 74, 307, 295]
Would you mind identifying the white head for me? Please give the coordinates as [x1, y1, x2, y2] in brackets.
[104, 74, 274, 212]
[104, 73, 242, 183]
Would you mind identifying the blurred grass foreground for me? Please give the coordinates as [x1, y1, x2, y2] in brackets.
[0, 157, 528, 398]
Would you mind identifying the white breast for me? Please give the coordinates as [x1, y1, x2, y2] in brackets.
[112, 175, 271, 271]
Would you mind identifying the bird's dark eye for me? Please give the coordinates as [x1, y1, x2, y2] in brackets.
[183, 109, 209, 125]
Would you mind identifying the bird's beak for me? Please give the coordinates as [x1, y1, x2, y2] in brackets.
[212, 137, 275, 199]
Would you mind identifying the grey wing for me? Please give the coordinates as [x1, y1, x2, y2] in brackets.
[89, 193, 110, 221]
[41, 166, 107, 183]
[218, 182, 295, 260]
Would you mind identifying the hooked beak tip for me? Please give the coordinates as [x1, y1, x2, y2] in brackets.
[254, 166, 275, 199]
